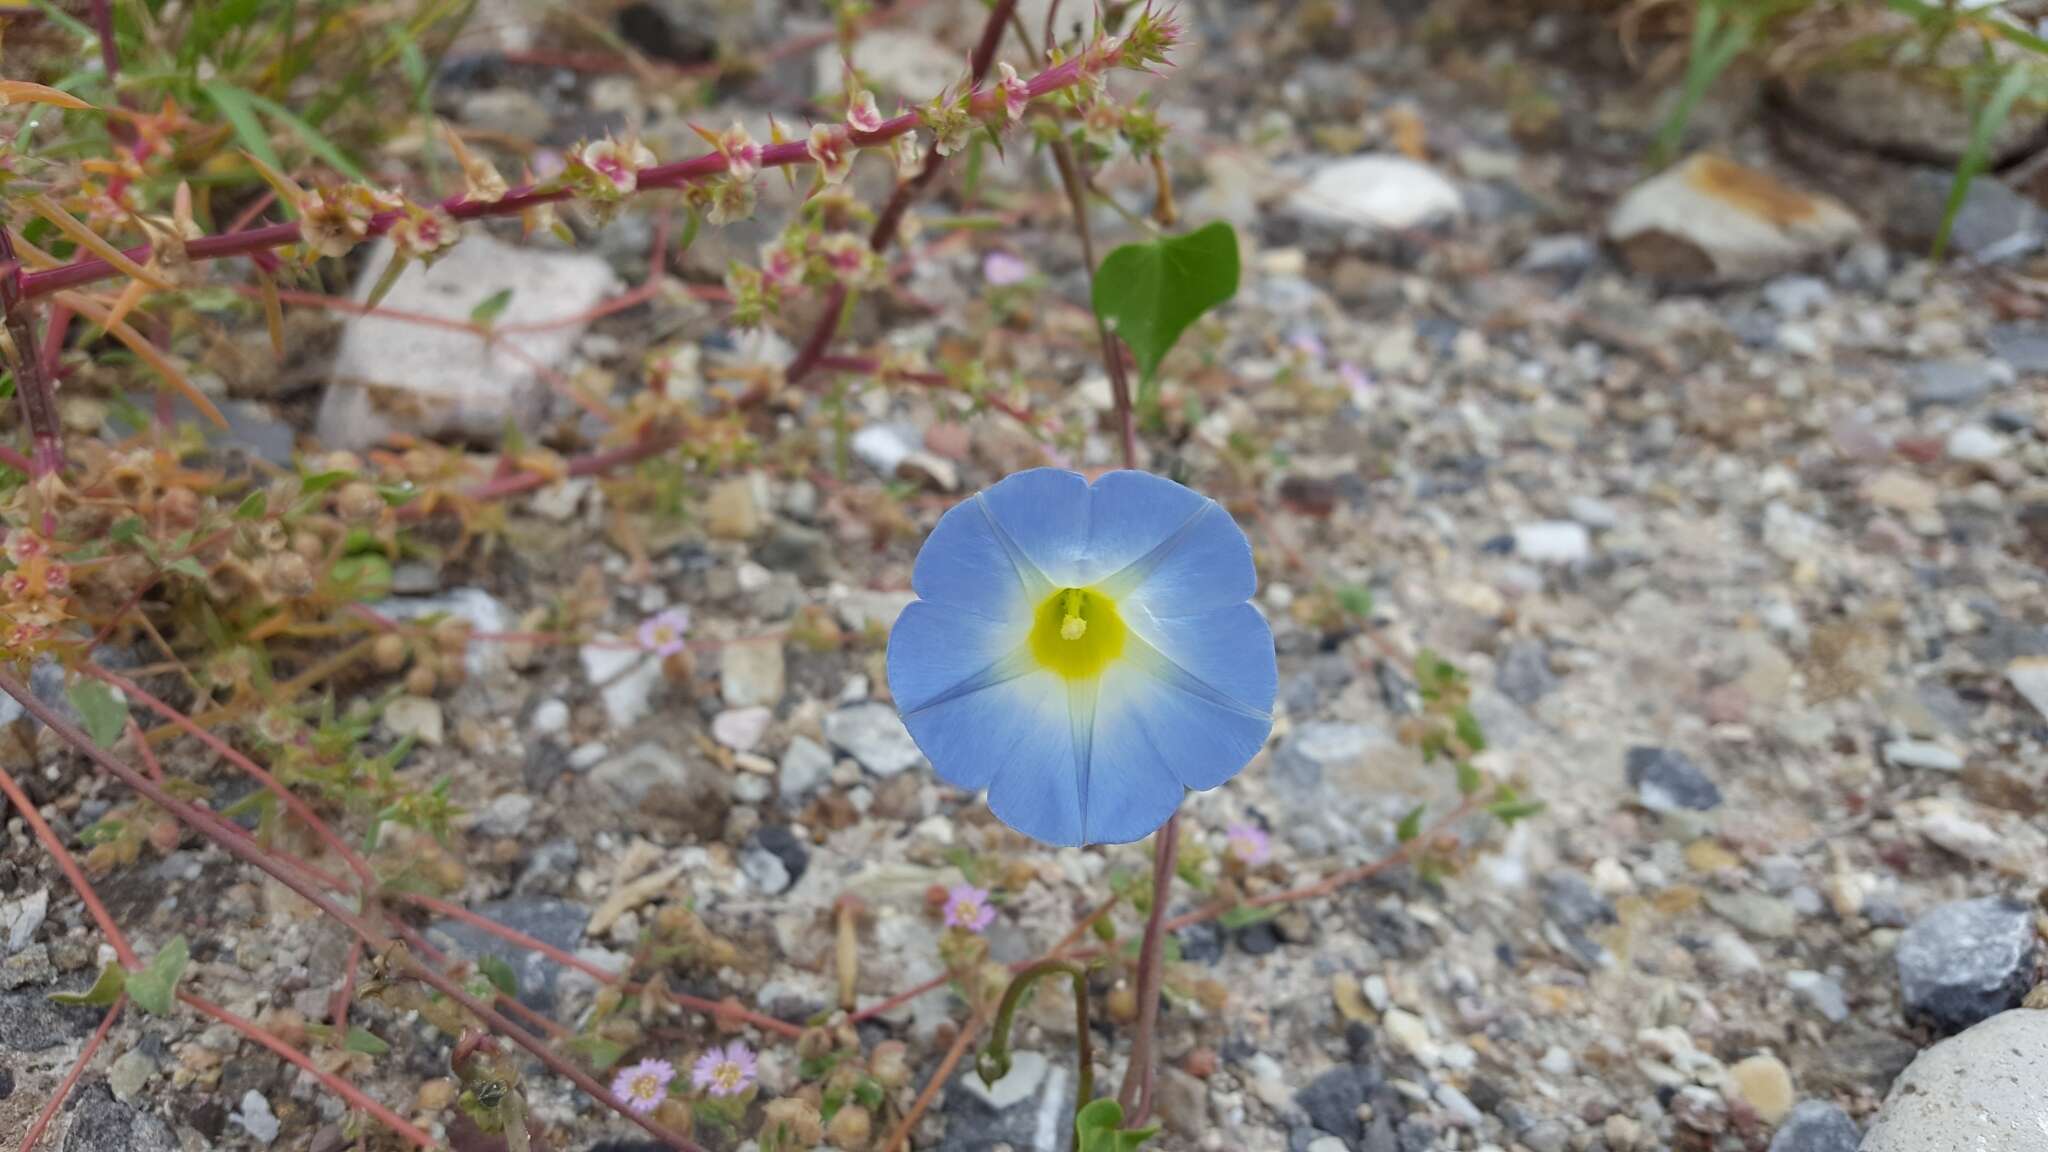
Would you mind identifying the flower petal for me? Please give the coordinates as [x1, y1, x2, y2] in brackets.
[929, 671, 1084, 843]
[977, 467, 1095, 588]
[910, 482, 1052, 621]
[1124, 602, 1278, 721]
[1076, 663, 1194, 843]
[1086, 471, 1256, 614]
[1100, 651, 1273, 793]
[885, 601, 1028, 716]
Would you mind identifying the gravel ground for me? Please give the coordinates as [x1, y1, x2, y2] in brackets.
[4, 2, 2047, 1150]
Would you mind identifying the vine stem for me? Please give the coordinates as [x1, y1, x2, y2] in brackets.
[1115, 813, 1176, 1123]
[0, 760, 442, 1150]
[15, 35, 1124, 305]
[0, 670, 706, 1152]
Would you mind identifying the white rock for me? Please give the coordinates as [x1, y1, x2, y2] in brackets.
[580, 643, 662, 728]
[960, 1049, 1050, 1110]
[2007, 657, 2048, 719]
[1946, 425, 2008, 462]
[1883, 739, 1963, 772]
[1382, 1008, 1440, 1067]
[712, 706, 773, 752]
[825, 703, 924, 777]
[720, 641, 786, 709]
[376, 589, 511, 677]
[1863, 1010, 2048, 1151]
[851, 424, 916, 477]
[813, 28, 957, 99]
[1607, 154, 1860, 283]
[1, 888, 46, 954]
[531, 698, 569, 737]
[780, 736, 835, 802]
[231, 1091, 280, 1146]
[835, 589, 915, 633]
[383, 695, 445, 747]
[473, 794, 534, 838]
[1284, 155, 1463, 234]
[317, 234, 617, 450]
[1513, 521, 1592, 565]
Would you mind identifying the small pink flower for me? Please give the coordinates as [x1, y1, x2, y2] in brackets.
[807, 124, 853, 185]
[1287, 327, 1326, 363]
[996, 62, 1030, 122]
[41, 562, 69, 593]
[847, 90, 885, 135]
[574, 137, 655, 196]
[983, 251, 1032, 286]
[760, 240, 806, 288]
[1225, 823, 1271, 866]
[943, 884, 995, 932]
[4, 531, 46, 565]
[611, 1058, 675, 1114]
[698, 121, 761, 182]
[637, 609, 691, 656]
[691, 1041, 757, 1098]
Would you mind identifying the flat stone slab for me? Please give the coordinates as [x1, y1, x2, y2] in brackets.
[317, 232, 617, 450]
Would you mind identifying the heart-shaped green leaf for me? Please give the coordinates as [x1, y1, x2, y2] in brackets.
[50, 962, 126, 1006]
[67, 680, 128, 749]
[127, 936, 188, 1016]
[1091, 221, 1240, 387]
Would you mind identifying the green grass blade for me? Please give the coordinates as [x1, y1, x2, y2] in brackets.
[1934, 64, 2035, 260]
[242, 90, 367, 180]
[202, 82, 283, 175]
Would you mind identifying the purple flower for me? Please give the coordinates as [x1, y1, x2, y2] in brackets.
[1225, 823, 1270, 866]
[983, 251, 1033, 286]
[611, 1058, 675, 1114]
[943, 884, 996, 932]
[1287, 326, 1326, 363]
[637, 608, 691, 656]
[691, 1040, 758, 1098]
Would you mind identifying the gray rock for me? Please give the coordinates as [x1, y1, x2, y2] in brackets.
[317, 234, 619, 450]
[231, 1090, 280, 1146]
[779, 735, 834, 802]
[1896, 897, 2038, 1034]
[587, 742, 709, 812]
[1606, 154, 1861, 283]
[1767, 1100, 1860, 1152]
[1496, 641, 1558, 708]
[473, 794, 534, 838]
[824, 703, 924, 777]
[1886, 168, 2039, 261]
[1762, 275, 1832, 317]
[1541, 871, 1617, 968]
[1882, 739, 1963, 772]
[939, 1048, 1071, 1152]
[429, 899, 588, 1013]
[1786, 970, 1851, 1023]
[739, 844, 792, 895]
[1863, 1010, 2048, 1151]
[1297, 1063, 1385, 1145]
[1625, 746, 1724, 812]
[1988, 323, 2048, 374]
[0, 989, 98, 1052]
[1909, 357, 2012, 410]
[60, 1084, 176, 1152]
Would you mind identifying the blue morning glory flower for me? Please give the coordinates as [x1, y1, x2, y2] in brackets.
[886, 469, 1277, 846]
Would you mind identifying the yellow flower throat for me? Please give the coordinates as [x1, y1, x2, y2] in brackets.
[1029, 587, 1126, 679]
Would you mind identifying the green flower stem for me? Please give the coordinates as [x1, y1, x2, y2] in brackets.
[980, 959, 1093, 1132]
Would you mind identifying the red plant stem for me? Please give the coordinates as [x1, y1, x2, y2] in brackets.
[0, 671, 703, 1152]
[787, 0, 1021, 385]
[178, 991, 441, 1149]
[0, 228, 61, 479]
[1116, 814, 1177, 1122]
[881, 1007, 990, 1152]
[0, 762, 139, 966]
[17, 44, 1123, 304]
[16, 995, 123, 1152]
[89, 0, 119, 85]
[392, 890, 805, 1039]
[88, 665, 379, 890]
